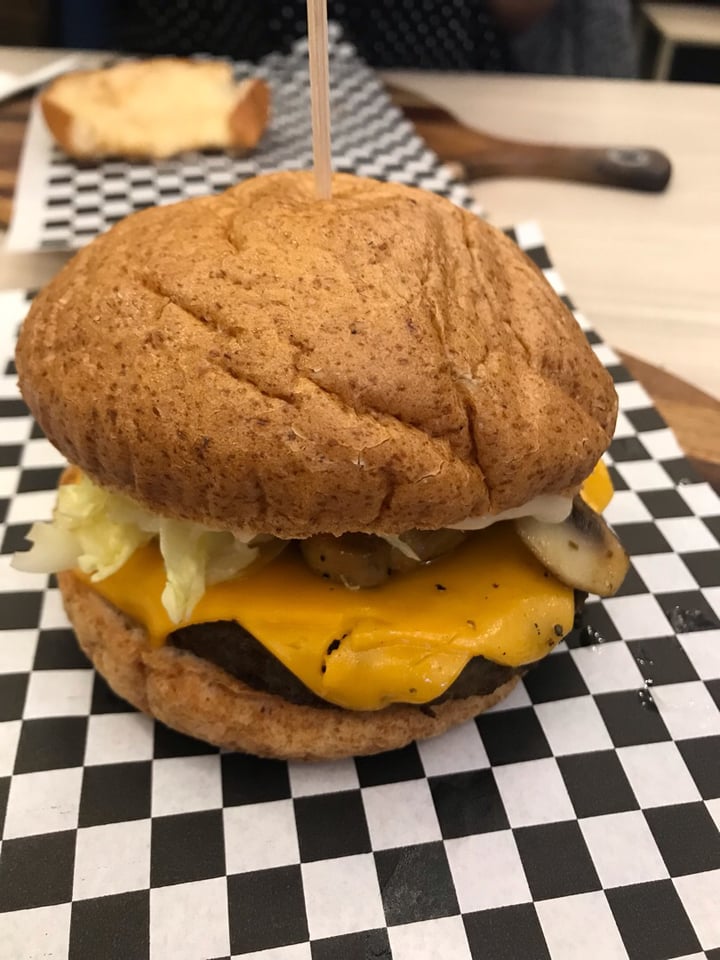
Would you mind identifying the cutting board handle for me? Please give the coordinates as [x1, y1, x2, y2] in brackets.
[389, 84, 673, 194]
[461, 143, 672, 193]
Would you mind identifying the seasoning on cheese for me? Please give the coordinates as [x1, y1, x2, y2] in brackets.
[80, 524, 574, 710]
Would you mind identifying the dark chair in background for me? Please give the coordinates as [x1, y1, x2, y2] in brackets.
[2, 0, 718, 82]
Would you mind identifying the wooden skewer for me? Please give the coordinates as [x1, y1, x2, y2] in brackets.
[306, 0, 332, 199]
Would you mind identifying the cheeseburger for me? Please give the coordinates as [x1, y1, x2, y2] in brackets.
[13, 172, 628, 759]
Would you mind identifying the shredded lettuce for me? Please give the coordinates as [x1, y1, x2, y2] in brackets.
[11, 521, 84, 574]
[11, 474, 261, 623]
[157, 521, 259, 623]
[12, 476, 153, 581]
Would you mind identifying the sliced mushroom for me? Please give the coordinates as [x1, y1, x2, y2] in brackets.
[396, 529, 468, 562]
[300, 528, 469, 587]
[514, 495, 629, 597]
[300, 533, 393, 588]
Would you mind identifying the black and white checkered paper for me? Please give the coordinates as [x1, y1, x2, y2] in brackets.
[1, 228, 719, 958]
[6, 26, 477, 253]
[2, 28, 720, 960]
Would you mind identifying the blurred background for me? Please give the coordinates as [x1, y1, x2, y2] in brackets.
[1, 0, 720, 83]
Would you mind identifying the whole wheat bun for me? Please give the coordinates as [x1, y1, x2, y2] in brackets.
[41, 59, 269, 160]
[59, 568, 519, 760]
[17, 171, 616, 539]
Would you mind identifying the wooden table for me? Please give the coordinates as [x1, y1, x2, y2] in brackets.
[383, 71, 720, 404]
[0, 50, 718, 487]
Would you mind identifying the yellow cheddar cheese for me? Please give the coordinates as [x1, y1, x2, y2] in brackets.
[81, 525, 574, 710]
[581, 459, 613, 513]
[78, 460, 613, 711]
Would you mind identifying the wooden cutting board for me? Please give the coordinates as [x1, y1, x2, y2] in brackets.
[0, 90, 717, 489]
[386, 83, 672, 192]
[616, 351, 720, 491]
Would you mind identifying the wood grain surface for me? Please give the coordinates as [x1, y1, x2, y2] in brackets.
[0, 92, 29, 220]
[619, 350, 720, 491]
[0, 87, 717, 488]
[386, 83, 672, 193]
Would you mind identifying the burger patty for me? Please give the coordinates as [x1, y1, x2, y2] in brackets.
[170, 620, 522, 708]
[169, 592, 587, 709]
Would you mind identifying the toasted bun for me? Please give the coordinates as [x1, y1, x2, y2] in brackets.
[40, 59, 269, 159]
[18, 172, 616, 538]
[59, 569, 519, 760]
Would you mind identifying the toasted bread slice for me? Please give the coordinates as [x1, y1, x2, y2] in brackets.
[41, 58, 270, 160]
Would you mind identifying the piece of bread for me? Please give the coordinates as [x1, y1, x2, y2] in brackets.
[41, 58, 270, 160]
[16, 171, 616, 539]
[60, 568, 519, 760]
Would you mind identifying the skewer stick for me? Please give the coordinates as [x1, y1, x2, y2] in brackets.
[306, 0, 332, 199]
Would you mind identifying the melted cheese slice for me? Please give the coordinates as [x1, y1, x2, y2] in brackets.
[82, 525, 573, 710]
[582, 459, 613, 513]
[79, 460, 613, 711]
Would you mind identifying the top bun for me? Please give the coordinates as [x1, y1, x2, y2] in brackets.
[16, 172, 616, 539]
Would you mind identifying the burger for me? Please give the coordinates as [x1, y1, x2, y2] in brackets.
[13, 172, 628, 760]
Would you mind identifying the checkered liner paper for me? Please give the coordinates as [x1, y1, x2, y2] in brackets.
[6, 26, 477, 253]
[1, 30, 720, 960]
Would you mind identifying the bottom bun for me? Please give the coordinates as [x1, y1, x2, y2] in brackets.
[59, 570, 520, 760]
